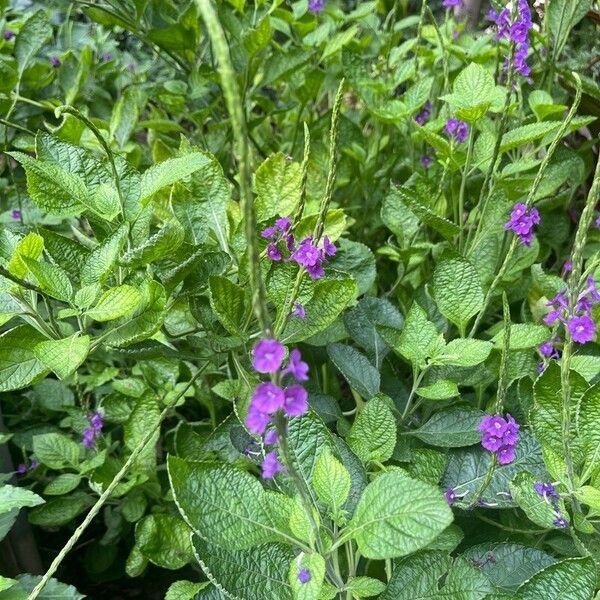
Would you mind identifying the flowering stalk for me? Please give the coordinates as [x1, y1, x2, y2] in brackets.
[468, 73, 582, 337]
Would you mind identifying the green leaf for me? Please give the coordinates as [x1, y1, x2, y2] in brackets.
[282, 279, 357, 344]
[491, 324, 550, 350]
[432, 257, 484, 332]
[43, 474, 82, 496]
[312, 451, 351, 520]
[0, 574, 84, 599]
[548, 0, 593, 57]
[289, 553, 325, 600]
[33, 335, 90, 380]
[381, 186, 420, 243]
[255, 153, 302, 222]
[165, 581, 210, 600]
[0, 484, 44, 513]
[28, 492, 92, 527]
[7, 233, 44, 279]
[346, 577, 386, 598]
[140, 153, 212, 203]
[461, 543, 556, 592]
[86, 285, 142, 322]
[80, 224, 129, 285]
[110, 86, 140, 148]
[168, 457, 289, 550]
[321, 24, 359, 60]
[192, 536, 293, 600]
[33, 433, 81, 470]
[406, 448, 448, 486]
[121, 220, 185, 268]
[124, 396, 160, 473]
[0, 326, 49, 392]
[330, 240, 376, 297]
[345, 471, 453, 559]
[0, 576, 17, 593]
[347, 395, 396, 464]
[327, 343, 380, 399]
[574, 380, 600, 480]
[411, 408, 484, 448]
[208, 276, 247, 336]
[517, 558, 596, 600]
[391, 186, 459, 241]
[436, 339, 492, 367]
[436, 557, 493, 599]
[15, 10, 52, 74]
[8, 152, 88, 216]
[416, 379, 459, 400]
[441, 62, 495, 123]
[21, 257, 73, 302]
[510, 471, 568, 529]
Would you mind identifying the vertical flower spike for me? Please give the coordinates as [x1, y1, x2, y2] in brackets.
[445, 118, 469, 143]
[261, 451, 286, 479]
[252, 339, 285, 373]
[504, 203, 540, 246]
[479, 414, 520, 465]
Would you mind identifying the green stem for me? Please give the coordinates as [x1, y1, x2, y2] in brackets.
[458, 126, 475, 252]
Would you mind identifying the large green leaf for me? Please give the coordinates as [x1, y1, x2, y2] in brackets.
[33, 335, 90, 379]
[345, 471, 453, 559]
[33, 432, 81, 470]
[327, 343, 380, 399]
[22, 257, 73, 302]
[575, 380, 600, 480]
[208, 276, 247, 336]
[124, 395, 160, 473]
[80, 224, 129, 285]
[28, 492, 93, 527]
[15, 10, 52, 74]
[0, 484, 44, 513]
[548, 0, 593, 57]
[312, 450, 351, 519]
[0, 574, 84, 600]
[255, 153, 301, 222]
[121, 220, 185, 268]
[0, 326, 49, 392]
[410, 408, 484, 448]
[86, 285, 142, 322]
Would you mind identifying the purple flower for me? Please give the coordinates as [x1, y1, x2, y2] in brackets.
[479, 414, 519, 465]
[126, 63, 137, 70]
[495, 1, 533, 79]
[283, 385, 308, 417]
[568, 315, 595, 344]
[496, 445, 516, 465]
[479, 415, 508, 435]
[262, 217, 294, 262]
[553, 516, 568, 528]
[562, 261, 573, 276]
[264, 430, 279, 445]
[442, 0, 463, 6]
[50, 56, 61, 68]
[101, 52, 113, 62]
[282, 349, 309, 382]
[482, 433, 504, 452]
[323, 236, 337, 257]
[89, 412, 103, 433]
[420, 155, 433, 168]
[504, 203, 540, 247]
[261, 451, 286, 479]
[415, 101, 432, 125]
[82, 428, 96, 449]
[267, 243, 282, 261]
[538, 341, 555, 357]
[292, 303, 306, 319]
[11, 209, 21, 220]
[308, 0, 325, 13]
[445, 118, 469, 143]
[298, 568, 311, 584]
[3, 30, 15, 41]
[595, 215, 600, 229]
[251, 382, 285, 414]
[292, 238, 322, 268]
[246, 406, 270, 435]
[252, 339, 285, 373]
[16, 463, 27, 475]
[30, 460, 39, 470]
[534, 482, 559, 500]
[445, 488, 456, 505]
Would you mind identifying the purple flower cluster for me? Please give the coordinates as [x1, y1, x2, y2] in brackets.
[245, 340, 310, 479]
[479, 414, 520, 465]
[534, 482, 568, 528]
[11, 209, 21, 220]
[493, 1, 533, 79]
[415, 101, 432, 125]
[445, 118, 468, 143]
[308, 0, 325, 13]
[544, 277, 600, 344]
[82, 411, 103, 450]
[16, 460, 39, 475]
[504, 203, 540, 246]
[442, 0, 463, 7]
[262, 217, 294, 261]
[537, 339, 560, 373]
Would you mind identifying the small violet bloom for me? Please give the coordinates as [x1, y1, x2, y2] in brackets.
[50, 56, 61, 68]
[415, 101, 432, 126]
[292, 303, 306, 319]
[298, 568, 311, 584]
[252, 339, 285, 373]
[445, 118, 468, 143]
[3, 30, 15, 41]
[595, 215, 600, 229]
[282, 349, 309, 382]
[101, 52, 113, 62]
[553, 516, 568, 528]
[16, 463, 27, 475]
[442, 0, 463, 7]
[245, 406, 270, 435]
[504, 203, 540, 247]
[283, 385, 309, 417]
[534, 482, 559, 500]
[308, 0, 325, 13]
[420, 155, 433, 168]
[445, 488, 456, 505]
[263, 430, 279, 446]
[251, 382, 285, 414]
[479, 414, 520, 465]
[567, 315, 595, 344]
[261, 451, 286, 479]
[11, 209, 21, 220]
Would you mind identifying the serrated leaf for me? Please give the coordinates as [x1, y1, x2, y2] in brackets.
[436, 557, 493, 599]
[416, 379, 459, 400]
[346, 576, 386, 598]
[80, 224, 129, 285]
[124, 395, 160, 473]
[0, 326, 49, 392]
[165, 581, 210, 600]
[0, 484, 44, 513]
[33, 335, 90, 379]
[255, 153, 301, 222]
[15, 10, 52, 74]
[441, 62, 495, 123]
[321, 24, 359, 60]
[575, 380, 600, 480]
[411, 408, 484, 448]
[345, 471, 453, 559]
[1, 574, 84, 599]
[22, 257, 73, 302]
[110, 86, 140, 148]
[312, 451, 351, 520]
[327, 343, 380, 399]
[28, 492, 92, 527]
[7, 233, 44, 279]
[491, 324, 550, 350]
[517, 558, 595, 600]
[437, 339, 492, 367]
[121, 220, 185, 268]
[289, 553, 325, 600]
[432, 257, 484, 332]
[208, 276, 246, 336]
[86, 285, 142, 322]
[43, 474, 82, 496]
[33, 433, 81, 470]
[347, 395, 396, 463]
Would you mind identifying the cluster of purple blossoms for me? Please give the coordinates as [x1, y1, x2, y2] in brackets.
[82, 411, 103, 450]
[3, 30, 15, 41]
[504, 203, 540, 246]
[262, 216, 337, 281]
[537, 338, 561, 373]
[479, 414, 520, 465]
[445, 118, 468, 143]
[544, 277, 600, 344]
[245, 339, 310, 479]
[442, 0, 463, 7]
[415, 101, 432, 126]
[534, 482, 568, 528]
[16, 459, 39, 475]
[308, 0, 325, 13]
[493, 1, 533, 79]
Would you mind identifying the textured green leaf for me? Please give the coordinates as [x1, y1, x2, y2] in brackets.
[575, 380, 600, 480]
[346, 576, 386, 598]
[441, 62, 495, 123]
[282, 279, 357, 344]
[43, 474, 82, 496]
[169, 457, 289, 550]
[312, 450, 351, 520]
[28, 492, 92, 527]
[124, 395, 160, 472]
[329, 239, 376, 297]
[321, 24, 359, 60]
[346, 471, 453, 559]
[0, 576, 16, 593]
[80, 224, 129, 285]
[121, 220, 185, 268]
[548, 0, 593, 57]
[15, 10, 52, 74]
[406, 448, 448, 486]
[33, 433, 81, 469]
[416, 379, 459, 400]
[0, 574, 84, 600]
[110, 86, 140, 148]
[437, 557, 493, 599]
[208, 276, 247, 336]
[0, 484, 44, 513]
[517, 557, 595, 600]
[0, 326, 49, 392]
[22, 257, 73, 302]
[165, 581, 210, 600]
[347, 395, 396, 464]
[437, 339, 492, 367]
[327, 343, 380, 399]
[255, 153, 301, 222]
[491, 324, 550, 350]
[192, 536, 293, 600]
[432, 257, 484, 331]
[411, 408, 484, 448]
[86, 285, 142, 322]
[33, 335, 90, 379]
[7, 233, 44, 279]
[289, 553, 325, 600]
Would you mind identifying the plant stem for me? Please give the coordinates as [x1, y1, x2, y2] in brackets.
[458, 126, 475, 252]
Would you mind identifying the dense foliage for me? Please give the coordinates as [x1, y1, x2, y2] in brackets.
[1, 0, 600, 598]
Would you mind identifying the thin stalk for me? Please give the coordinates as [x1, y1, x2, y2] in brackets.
[458, 126, 475, 251]
[412, 0, 428, 78]
[468, 74, 582, 338]
[495, 293, 511, 414]
[424, 6, 450, 94]
[196, 0, 271, 336]
[27, 369, 206, 600]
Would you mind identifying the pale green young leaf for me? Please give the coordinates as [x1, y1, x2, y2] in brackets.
[491, 324, 550, 350]
[0, 576, 17, 593]
[86, 285, 142, 322]
[121, 220, 185, 268]
[33, 432, 81, 470]
[410, 408, 484, 448]
[33, 335, 90, 380]
[7, 233, 44, 279]
[312, 450, 351, 518]
[208, 275, 247, 336]
[110, 86, 140, 148]
[437, 339, 492, 367]
[0, 326, 49, 392]
[347, 395, 396, 464]
[327, 343, 380, 399]
[0, 484, 44, 513]
[43, 474, 82, 496]
[289, 553, 325, 600]
[346, 576, 386, 598]
[346, 471, 453, 559]
[165, 581, 210, 600]
[15, 10, 52, 74]
[89, 183, 122, 221]
[80, 224, 129, 285]
[321, 24, 359, 60]
[289, 495, 317, 546]
[416, 379, 459, 400]
[22, 257, 73, 302]
[255, 152, 302, 222]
